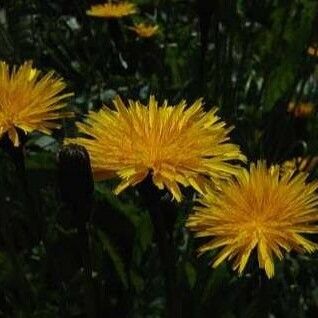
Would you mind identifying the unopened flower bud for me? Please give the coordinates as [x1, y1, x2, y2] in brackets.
[57, 144, 94, 221]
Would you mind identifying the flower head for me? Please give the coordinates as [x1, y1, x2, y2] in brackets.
[129, 23, 159, 38]
[67, 96, 245, 201]
[288, 102, 314, 118]
[187, 161, 318, 278]
[86, 1, 137, 19]
[0, 61, 73, 146]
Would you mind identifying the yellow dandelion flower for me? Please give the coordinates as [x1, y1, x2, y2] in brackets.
[187, 161, 318, 278]
[66, 96, 245, 201]
[0, 61, 73, 147]
[288, 101, 314, 118]
[129, 23, 159, 38]
[86, 1, 137, 19]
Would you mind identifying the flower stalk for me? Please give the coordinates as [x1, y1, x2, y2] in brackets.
[0, 129, 35, 313]
[0, 128, 27, 180]
[0, 129, 41, 242]
[57, 144, 97, 317]
[138, 173, 180, 317]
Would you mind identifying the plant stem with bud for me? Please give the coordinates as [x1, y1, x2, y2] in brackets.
[57, 144, 98, 318]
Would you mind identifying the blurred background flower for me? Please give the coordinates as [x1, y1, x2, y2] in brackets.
[129, 23, 159, 38]
[86, 1, 137, 19]
[288, 101, 315, 118]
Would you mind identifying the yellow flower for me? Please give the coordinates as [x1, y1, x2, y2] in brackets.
[129, 23, 159, 38]
[0, 61, 73, 147]
[187, 161, 318, 278]
[67, 96, 245, 201]
[86, 1, 137, 19]
[288, 102, 314, 118]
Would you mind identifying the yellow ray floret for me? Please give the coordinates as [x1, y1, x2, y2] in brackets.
[187, 161, 318, 278]
[0, 60, 73, 147]
[282, 156, 318, 173]
[86, 2, 137, 18]
[129, 23, 159, 38]
[67, 96, 245, 201]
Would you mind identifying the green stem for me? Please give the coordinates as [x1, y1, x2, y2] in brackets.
[138, 176, 180, 317]
[149, 204, 179, 317]
[0, 131, 40, 239]
[76, 220, 98, 318]
[1, 198, 34, 315]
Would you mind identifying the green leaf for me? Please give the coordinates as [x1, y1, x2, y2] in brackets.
[263, 61, 296, 110]
[261, 0, 318, 110]
[25, 152, 56, 171]
[129, 269, 144, 293]
[97, 229, 129, 289]
[185, 261, 197, 289]
[95, 183, 140, 225]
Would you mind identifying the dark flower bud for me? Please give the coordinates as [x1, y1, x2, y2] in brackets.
[57, 144, 94, 224]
